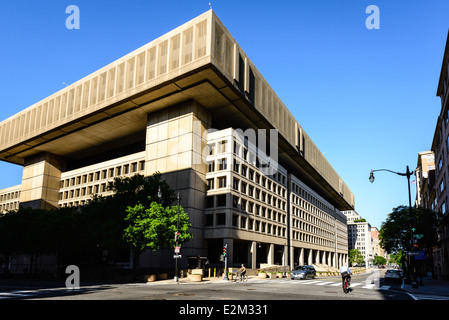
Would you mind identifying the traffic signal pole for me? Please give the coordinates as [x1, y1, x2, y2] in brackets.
[223, 244, 228, 281]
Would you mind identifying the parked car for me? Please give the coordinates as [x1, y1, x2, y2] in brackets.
[384, 269, 402, 282]
[291, 265, 316, 280]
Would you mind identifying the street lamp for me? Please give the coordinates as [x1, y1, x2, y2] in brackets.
[369, 166, 418, 287]
[157, 186, 162, 199]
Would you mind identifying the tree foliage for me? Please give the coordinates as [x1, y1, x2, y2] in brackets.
[379, 206, 440, 254]
[373, 255, 387, 266]
[349, 249, 364, 265]
[0, 173, 191, 276]
[124, 202, 192, 253]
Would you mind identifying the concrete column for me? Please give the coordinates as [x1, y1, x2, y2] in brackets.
[289, 245, 294, 270]
[143, 100, 211, 265]
[307, 249, 313, 265]
[316, 250, 320, 265]
[299, 248, 304, 266]
[268, 244, 274, 265]
[250, 241, 257, 269]
[20, 152, 65, 210]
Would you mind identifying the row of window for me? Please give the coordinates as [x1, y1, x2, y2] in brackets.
[205, 211, 287, 237]
[0, 190, 20, 203]
[205, 193, 287, 224]
[291, 185, 333, 216]
[208, 157, 287, 195]
[58, 160, 145, 206]
[0, 189, 21, 213]
[291, 230, 334, 248]
[0, 201, 19, 213]
[60, 161, 145, 188]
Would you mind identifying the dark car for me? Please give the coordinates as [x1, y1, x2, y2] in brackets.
[290, 265, 316, 280]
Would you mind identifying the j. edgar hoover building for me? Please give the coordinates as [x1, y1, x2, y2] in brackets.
[0, 10, 354, 273]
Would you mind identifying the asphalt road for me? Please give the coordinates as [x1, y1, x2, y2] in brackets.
[3, 270, 434, 319]
[0, 269, 410, 301]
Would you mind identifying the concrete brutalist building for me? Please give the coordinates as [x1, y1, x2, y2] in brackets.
[0, 10, 354, 272]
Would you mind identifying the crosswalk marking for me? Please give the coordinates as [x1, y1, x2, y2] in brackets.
[0, 286, 89, 300]
[362, 284, 376, 289]
[249, 278, 389, 291]
[329, 282, 343, 286]
[409, 293, 449, 301]
[315, 281, 336, 286]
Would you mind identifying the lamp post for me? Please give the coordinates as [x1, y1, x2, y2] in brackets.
[369, 166, 418, 287]
[174, 193, 180, 283]
[158, 187, 180, 283]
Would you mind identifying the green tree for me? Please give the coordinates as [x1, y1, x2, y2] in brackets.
[373, 255, 387, 266]
[123, 201, 192, 260]
[0, 210, 21, 274]
[79, 172, 176, 267]
[388, 252, 404, 267]
[379, 206, 440, 254]
[349, 249, 364, 266]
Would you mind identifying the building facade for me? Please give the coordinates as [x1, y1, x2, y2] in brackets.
[343, 210, 373, 267]
[415, 151, 435, 209]
[0, 10, 354, 272]
[371, 227, 386, 260]
[431, 31, 449, 280]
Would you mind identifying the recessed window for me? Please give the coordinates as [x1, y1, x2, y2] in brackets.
[218, 158, 227, 171]
[216, 194, 226, 207]
[206, 196, 214, 208]
[206, 214, 213, 226]
[207, 178, 214, 190]
[216, 212, 226, 225]
[218, 176, 227, 188]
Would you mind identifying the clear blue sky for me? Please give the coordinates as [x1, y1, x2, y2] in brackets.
[0, 1, 448, 229]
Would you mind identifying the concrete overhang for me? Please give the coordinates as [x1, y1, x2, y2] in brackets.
[0, 10, 354, 211]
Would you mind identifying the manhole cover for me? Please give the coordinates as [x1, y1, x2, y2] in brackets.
[173, 293, 195, 297]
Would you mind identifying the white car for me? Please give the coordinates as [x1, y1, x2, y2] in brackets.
[384, 269, 401, 282]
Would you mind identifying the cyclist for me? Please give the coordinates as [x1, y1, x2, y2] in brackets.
[239, 264, 247, 281]
[339, 265, 352, 292]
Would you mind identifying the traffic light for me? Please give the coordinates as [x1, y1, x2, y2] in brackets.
[223, 244, 227, 257]
[174, 231, 179, 242]
[410, 218, 416, 232]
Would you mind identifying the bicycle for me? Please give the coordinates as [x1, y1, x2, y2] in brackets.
[234, 271, 248, 283]
[342, 275, 351, 294]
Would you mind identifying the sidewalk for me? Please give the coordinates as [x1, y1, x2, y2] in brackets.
[399, 278, 449, 296]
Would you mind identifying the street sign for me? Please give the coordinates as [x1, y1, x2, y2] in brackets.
[408, 251, 420, 256]
[415, 251, 425, 260]
[173, 254, 182, 259]
[174, 246, 180, 254]
[413, 234, 424, 239]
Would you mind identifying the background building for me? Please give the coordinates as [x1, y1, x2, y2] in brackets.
[371, 227, 386, 260]
[343, 210, 373, 267]
[415, 151, 435, 209]
[431, 31, 449, 280]
[0, 10, 354, 272]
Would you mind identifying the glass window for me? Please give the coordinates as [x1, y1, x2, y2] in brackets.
[218, 176, 227, 188]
